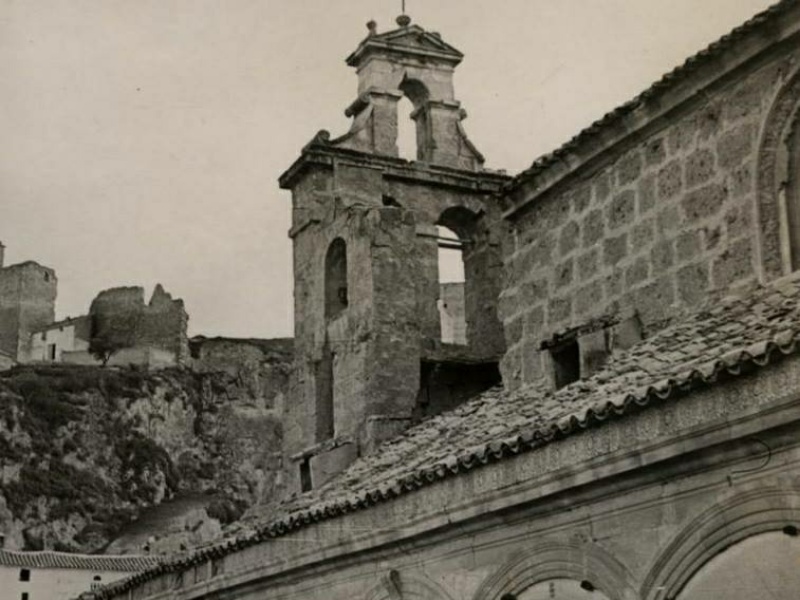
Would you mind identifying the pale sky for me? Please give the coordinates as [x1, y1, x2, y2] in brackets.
[0, 0, 777, 338]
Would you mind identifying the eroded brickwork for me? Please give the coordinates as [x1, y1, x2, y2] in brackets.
[500, 46, 800, 389]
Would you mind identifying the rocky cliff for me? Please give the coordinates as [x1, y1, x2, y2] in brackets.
[0, 339, 291, 554]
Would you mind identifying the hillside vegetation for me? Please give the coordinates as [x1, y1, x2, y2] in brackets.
[0, 362, 287, 553]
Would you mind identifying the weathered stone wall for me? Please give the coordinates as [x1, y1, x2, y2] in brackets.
[282, 154, 508, 494]
[189, 337, 292, 411]
[499, 46, 800, 389]
[89, 285, 189, 366]
[0, 262, 57, 361]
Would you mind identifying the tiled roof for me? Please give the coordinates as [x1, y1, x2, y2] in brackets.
[511, 0, 796, 189]
[91, 272, 800, 599]
[0, 549, 160, 572]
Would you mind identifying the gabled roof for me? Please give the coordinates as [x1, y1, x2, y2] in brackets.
[508, 0, 799, 201]
[346, 22, 463, 67]
[90, 270, 800, 599]
[0, 549, 160, 572]
[30, 315, 90, 335]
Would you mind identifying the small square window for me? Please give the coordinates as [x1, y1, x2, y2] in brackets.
[19, 568, 30, 582]
[551, 339, 580, 389]
[21, 593, 29, 600]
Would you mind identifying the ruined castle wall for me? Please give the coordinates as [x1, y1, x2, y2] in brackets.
[89, 285, 189, 365]
[500, 46, 800, 389]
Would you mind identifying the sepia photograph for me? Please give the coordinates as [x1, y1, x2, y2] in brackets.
[2, 1, 800, 598]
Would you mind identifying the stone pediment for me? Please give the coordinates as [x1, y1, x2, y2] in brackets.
[346, 24, 463, 67]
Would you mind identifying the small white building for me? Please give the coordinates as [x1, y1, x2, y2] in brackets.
[27, 316, 91, 363]
[0, 548, 160, 600]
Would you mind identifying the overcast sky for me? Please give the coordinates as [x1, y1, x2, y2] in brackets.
[1, 0, 776, 338]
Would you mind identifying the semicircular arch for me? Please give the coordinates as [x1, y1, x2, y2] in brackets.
[640, 486, 800, 600]
[472, 540, 639, 600]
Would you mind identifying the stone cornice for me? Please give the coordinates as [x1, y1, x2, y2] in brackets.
[278, 144, 510, 193]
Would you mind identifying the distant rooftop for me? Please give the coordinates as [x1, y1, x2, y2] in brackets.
[0, 549, 161, 572]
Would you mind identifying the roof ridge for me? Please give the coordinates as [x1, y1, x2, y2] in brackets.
[511, 0, 797, 188]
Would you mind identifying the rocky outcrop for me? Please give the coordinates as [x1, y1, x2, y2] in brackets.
[0, 346, 291, 554]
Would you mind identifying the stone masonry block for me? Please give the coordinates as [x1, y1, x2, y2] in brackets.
[697, 102, 722, 141]
[559, 221, 580, 256]
[638, 174, 657, 214]
[575, 279, 604, 317]
[505, 314, 523, 347]
[723, 80, 763, 124]
[682, 183, 728, 223]
[717, 122, 756, 170]
[554, 258, 574, 289]
[524, 305, 545, 338]
[644, 138, 667, 167]
[730, 162, 754, 198]
[605, 269, 624, 299]
[651, 239, 674, 273]
[658, 160, 683, 201]
[668, 115, 697, 155]
[577, 248, 599, 281]
[634, 276, 676, 325]
[604, 234, 628, 267]
[685, 148, 716, 188]
[522, 278, 549, 304]
[594, 171, 612, 203]
[572, 185, 592, 214]
[582, 209, 604, 248]
[547, 295, 572, 326]
[625, 257, 650, 289]
[712, 238, 753, 289]
[677, 262, 709, 306]
[615, 150, 643, 187]
[676, 230, 702, 263]
[631, 219, 655, 253]
[607, 190, 636, 230]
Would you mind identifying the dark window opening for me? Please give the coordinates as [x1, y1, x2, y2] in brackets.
[299, 457, 312, 493]
[382, 194, 401, 208]
[552, 339, 580, 389]
[325, 238, 348, 320]
[415, 360, 500, 419]
[315, 343, 335, 443]
[21, 593, 29, 600]
[47, 344, 56, 361]
[19, 569, 30, 582]
[580, 580, 596, 592]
